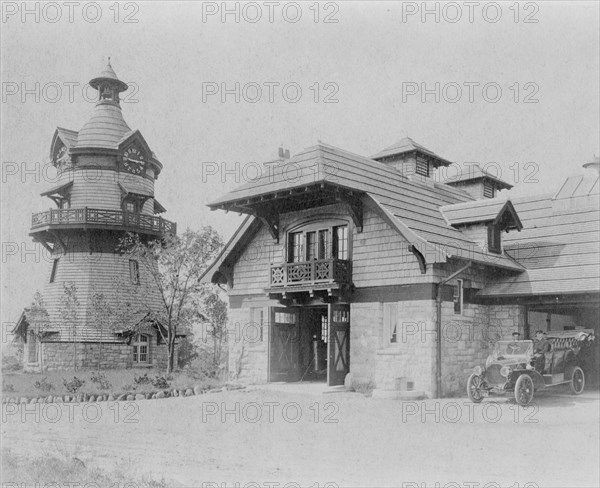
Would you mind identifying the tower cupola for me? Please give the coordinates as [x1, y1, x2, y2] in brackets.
[371, 137, 452, 180]
[76, 59, 131, 150]
[89, 58, 129, 106]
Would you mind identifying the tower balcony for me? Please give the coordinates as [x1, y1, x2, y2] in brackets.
[30, 207, 176, 237]
[265, 258, 352, 299]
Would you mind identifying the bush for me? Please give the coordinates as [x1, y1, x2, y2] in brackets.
[62, 376, 85, 394]
[2, 379, 15, 392]
[151, 375, 171, 389]
[34, 377, 54, 392]
[90, 372, 111, 390]
[133, 373, 150, 385]
[2, 353, 22, 373]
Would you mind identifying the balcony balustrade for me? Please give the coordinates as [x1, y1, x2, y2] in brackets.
[269, 258, 352, 288]
[31, 207, 176, 235]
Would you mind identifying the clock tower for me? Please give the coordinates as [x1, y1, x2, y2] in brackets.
[15, 61, 177, 371]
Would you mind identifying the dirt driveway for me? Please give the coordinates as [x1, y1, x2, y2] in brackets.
[2, 386, 599, 487]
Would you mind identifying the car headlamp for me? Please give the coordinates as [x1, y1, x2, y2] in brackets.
[500, 366, 511, 378]
[473, 366, 483, 376]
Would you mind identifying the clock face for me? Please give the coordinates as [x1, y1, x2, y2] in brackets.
[122, 147, 145, 174]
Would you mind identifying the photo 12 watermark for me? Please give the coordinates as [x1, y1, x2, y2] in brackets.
[1, 1, 140, 24]
[200, 1, 340, 24]
[400, 1, 540, 24]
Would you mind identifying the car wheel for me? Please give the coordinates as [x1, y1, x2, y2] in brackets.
[569, 366, 585, 395]
[467, 373, 484, 403]
[514, 374, 534, 406]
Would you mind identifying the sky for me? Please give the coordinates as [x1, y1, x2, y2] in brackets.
[1, 1, 599, 331]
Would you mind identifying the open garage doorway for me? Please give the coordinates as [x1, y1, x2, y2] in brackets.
[268, 304, 350, 386]
[526, 303, 600, 388]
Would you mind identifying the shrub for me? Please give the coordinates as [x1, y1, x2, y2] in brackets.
[133, 373, 150, 385]
[151, 375, 170, 390]
[90, 372, 111, 390]
[62, 376, 85, 394]
[2, 353, 22, 373]
[34, 377, 54, 392]
[2, 379, 15, 392]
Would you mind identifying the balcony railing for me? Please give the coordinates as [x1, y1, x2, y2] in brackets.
[31, 207, 176, 235]
[270, 258, 352, 288]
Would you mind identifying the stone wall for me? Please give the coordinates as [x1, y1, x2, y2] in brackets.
[24, 336, 173, 372]
[227, 304, 269, 384]
[349, 302, 382, 387]
[371, 300, 437, 397]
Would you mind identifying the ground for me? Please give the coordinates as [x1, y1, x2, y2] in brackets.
[2, 384, 599, 487]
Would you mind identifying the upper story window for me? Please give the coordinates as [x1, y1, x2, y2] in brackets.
[123, 198, 142, 214]
[286, 221, 349, 263]
[59, 198, 71, 209]
[487, 224, 502, 254]
[333, 226, 348, 260]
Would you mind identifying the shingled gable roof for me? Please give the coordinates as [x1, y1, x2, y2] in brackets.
[205, 142, 524, 278]
[440, 198, 523, 230]
[478, 176, 600, 297]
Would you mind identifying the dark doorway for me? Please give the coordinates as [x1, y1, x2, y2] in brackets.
[268, 303, 351, 386]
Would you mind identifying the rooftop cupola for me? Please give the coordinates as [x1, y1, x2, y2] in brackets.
[76, 59, 131, 149]
[89, 58, 129, 106]
[444, 163, 512, 199]
[371, 137, 452, 180]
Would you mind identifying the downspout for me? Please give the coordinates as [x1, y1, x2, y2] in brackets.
[435, 261, 472, 398]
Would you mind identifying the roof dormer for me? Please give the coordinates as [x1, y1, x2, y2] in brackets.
[440, 199, 522, 255]
[371, 137, 452, 182]
[444, 164, 512, 199]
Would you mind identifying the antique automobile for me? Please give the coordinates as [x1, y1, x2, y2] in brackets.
[467, 329, 595, 406]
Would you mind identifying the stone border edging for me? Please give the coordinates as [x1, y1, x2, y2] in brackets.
[2, 384, 245, 405]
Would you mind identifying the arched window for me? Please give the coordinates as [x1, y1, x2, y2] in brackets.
[132, 334, 150, 364]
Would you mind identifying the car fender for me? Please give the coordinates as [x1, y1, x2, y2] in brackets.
[510, 369, 545, 390]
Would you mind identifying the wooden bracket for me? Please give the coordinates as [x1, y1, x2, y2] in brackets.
[255, 209, 279, 242]
[336, 191, 363, 233]
[49, 230, 66, 254]
[408, 244, 427, 274]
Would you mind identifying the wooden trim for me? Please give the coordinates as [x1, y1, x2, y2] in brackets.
[352, 284, 437, 302]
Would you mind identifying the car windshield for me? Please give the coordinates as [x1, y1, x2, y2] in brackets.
[494, 340, 533, 357]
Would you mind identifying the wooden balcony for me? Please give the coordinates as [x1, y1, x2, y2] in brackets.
[30, 207, 176, 236]
[269, 258, 352, 290]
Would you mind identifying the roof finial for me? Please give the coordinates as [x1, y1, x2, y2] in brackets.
[108, 56, 111, 66]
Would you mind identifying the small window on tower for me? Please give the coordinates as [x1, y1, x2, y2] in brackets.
[59, 198, 70, 209]
[129, 259, 140, 284]
[124, 200, 137, 213]
[50, 259, 59, 283]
